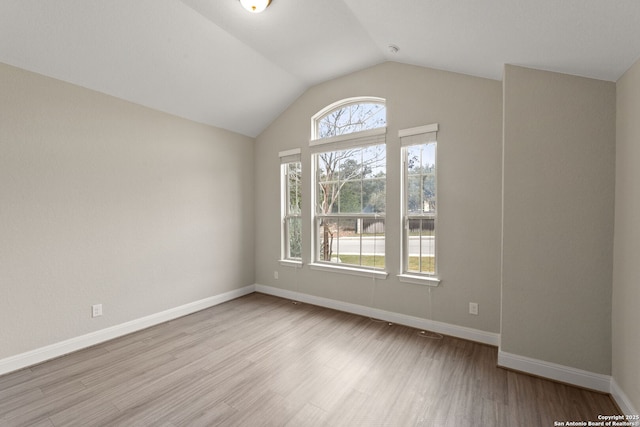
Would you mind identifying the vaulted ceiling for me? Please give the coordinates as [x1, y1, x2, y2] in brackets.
[2, 0, 640, 137]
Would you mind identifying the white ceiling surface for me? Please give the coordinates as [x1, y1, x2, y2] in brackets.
[1, 1, 640, 137]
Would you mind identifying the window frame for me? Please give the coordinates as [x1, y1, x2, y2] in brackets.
[399, 124, 441, 286]
[279, 149, 303, 267]
[309, 98, 389, 279]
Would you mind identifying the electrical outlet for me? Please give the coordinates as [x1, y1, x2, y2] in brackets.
[92, 304, 103, 318]
[274, 271, 279, 280]
[469, 302, 478, 315]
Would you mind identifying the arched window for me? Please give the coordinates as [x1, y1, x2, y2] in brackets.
[311, 97, 386, 141]
[310, 97, 388, 277]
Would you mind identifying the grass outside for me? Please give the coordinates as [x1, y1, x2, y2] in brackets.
[338, 255, 385, 269]
[407, 256, 435, 273]
[336, 255, 435, 274]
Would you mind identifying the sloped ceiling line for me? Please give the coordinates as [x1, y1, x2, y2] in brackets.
[1, 0, 640, 137]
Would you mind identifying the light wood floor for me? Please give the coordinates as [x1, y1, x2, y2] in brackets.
[0, 293, 620, 426]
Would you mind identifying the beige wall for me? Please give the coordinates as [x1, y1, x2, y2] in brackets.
[613, 58, 640, 411]
[0, 63, 255, 359]
[3, 54, 630, 397]
[501, 65, 616, 374]
[255, 62, 503, 333]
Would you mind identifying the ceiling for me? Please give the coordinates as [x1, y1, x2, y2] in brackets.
[1, 0, 640, 138]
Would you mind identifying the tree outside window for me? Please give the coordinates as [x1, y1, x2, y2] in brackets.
[312, 98, 387, 270]
[400, 125, 438, 276]
[280, 149, 302, 262]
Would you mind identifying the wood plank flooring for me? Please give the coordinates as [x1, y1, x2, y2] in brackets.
[0, 293, 620, 426]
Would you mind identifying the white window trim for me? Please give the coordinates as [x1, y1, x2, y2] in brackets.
[309, 127, 386, 148]
[309, 262, 388, 279]
[279, 259, 303, 268]
[310, 98, 388, 276]
[398, 123, 439, 138]
[400, 123, 440, 283]
[279, 148, 302, 159]
[397, 273, 441, 286]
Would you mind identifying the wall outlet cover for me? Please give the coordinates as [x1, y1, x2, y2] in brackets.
[469, 302, 479, 315]
[92, 304, 103, 318]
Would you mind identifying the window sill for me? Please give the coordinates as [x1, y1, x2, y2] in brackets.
[309, 263, 388, 279]
[398, 274, 441, 287]
[279, 259, 303, 268]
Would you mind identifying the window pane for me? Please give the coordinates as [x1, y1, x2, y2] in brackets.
[329, 218, 385, 269]
[316, 152, 331, 177]
[317, 179, 339, 214]
[407, 145, 422, 174]
[316, 152, 340, 214]
[403, 138, 437, 276]
[318, 218, 338, 262]
[281, 160, 302, 261]
[317, 103, 386, 139]
[422, 174, 435, 213]
[363, 219, 385, 269]
[364, 145, 386, 177]
[407, 175, 422, 214]
[287, 163, 301, 215]
[363, 178, 385, 213]
[335, 217, 357, 262]
[407, 218, 435, 274]
[287, 217, 302, 259]
[422, 143, 436, 214]
[339, 181, 362, 213]
[316, 216, 386, 269]
[338, 150, 362, 181]
[422, 143, 436, 169]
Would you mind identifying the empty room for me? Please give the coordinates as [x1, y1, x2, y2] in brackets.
[1, 1, 639, 426]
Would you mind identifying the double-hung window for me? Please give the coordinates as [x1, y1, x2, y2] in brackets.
[280, 149, 302, 263]
[310, 97, 387, 275]
[400, 124, 439, 282]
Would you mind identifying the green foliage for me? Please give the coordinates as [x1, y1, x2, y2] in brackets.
[316, 146, 386, 215]
[288, 217, 302, 259]
[287, 163, 301, 214]
[407, 143, 436, 213]
[285, 162, 302, 259]
[363, 178, 385, 213]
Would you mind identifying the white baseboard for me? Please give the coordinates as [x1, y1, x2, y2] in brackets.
[0, 285, 256, 376]
[498, 350, 640, 414]
[498, 350, 611, 393]
[611, 377, 639, 416]
[256, 284, 637, 413]
[4, 283, 635, 417]
[254, 283, 501, 346]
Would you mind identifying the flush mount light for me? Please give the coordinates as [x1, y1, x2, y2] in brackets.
[240, 0, 271, 13]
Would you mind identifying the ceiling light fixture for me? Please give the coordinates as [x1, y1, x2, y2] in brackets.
[240, 0, 271, 13]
